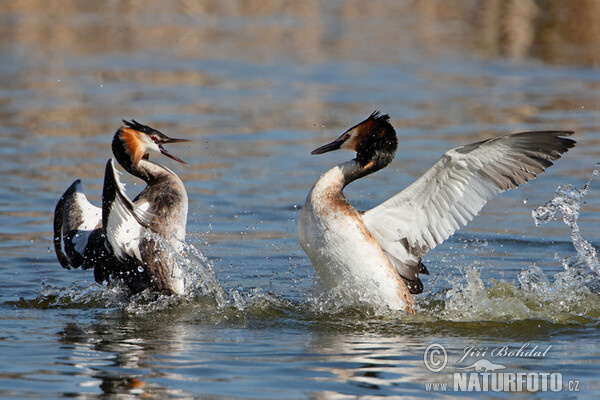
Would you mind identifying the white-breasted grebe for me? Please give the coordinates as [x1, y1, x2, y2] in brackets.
[54, 120, 191, 295]
[298, 112, 575, 313]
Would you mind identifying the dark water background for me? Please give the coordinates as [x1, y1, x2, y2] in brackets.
[1, 1, 600, 398]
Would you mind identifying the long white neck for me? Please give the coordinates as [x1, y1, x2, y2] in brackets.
[315, 154, 392, 195]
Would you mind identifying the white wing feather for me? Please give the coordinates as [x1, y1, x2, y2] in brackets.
[54, 179, 102, 269]
[71, 191, 101, 255]
[362, 131, 574, 264]
[104, 159, 153, 262]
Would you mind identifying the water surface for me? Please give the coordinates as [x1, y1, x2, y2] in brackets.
[1, 1, 600, 398]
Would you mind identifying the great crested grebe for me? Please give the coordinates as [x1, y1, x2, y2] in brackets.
[54, 120, 191, 295]
[298, 112, 575, 313]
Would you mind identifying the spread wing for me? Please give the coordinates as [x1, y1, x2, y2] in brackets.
[102, 159, 154, 262]
[362, 131, 575, 276]
[53, 180, 102, 269]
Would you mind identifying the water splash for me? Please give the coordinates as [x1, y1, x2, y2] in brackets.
[440, 265, 537, 321]
[17, 280, 130, 310]
[531, 170, 600, 286]
[435, 171, 600, 323]
[307, 276, 414, 317]
[21, 235, 228, 312]
[25, 233, 293, 318]
[176, 240, 227, 303]
[435, 263, 600, 323]
[123, 239, 228, 314]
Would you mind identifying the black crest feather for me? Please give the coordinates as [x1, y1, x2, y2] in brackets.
[122, 119, 163, 136]
[368, 110, 390, 123]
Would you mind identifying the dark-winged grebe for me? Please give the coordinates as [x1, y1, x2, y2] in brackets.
[54, 120, 191, 295]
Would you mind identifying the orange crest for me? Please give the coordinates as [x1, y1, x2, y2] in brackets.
[121, 128, 145, 165]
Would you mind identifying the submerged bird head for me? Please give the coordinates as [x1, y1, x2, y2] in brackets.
[311, 111, 398, 166]
[113, 119, 191, 167]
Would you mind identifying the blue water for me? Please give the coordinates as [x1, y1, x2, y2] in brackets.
[1, 2, 600, 398]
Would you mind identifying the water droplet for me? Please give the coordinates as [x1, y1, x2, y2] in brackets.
[137, 266, 144, 272]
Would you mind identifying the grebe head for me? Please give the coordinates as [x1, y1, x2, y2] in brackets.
[114, 119, 191, 167]
[311, 111, 397, 166]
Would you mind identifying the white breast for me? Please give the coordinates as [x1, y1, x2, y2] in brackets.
[298, 165, 413, 312]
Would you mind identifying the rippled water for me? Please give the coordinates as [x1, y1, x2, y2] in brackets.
[1, 1, 600, 398]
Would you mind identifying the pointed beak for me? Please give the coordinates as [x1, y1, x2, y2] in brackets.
[311, 132, 350, 155]
[158, 138, 191, 164]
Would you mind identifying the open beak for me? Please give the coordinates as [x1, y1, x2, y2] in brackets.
[311, 132, 350, 155]
[159, 138, 191, 164]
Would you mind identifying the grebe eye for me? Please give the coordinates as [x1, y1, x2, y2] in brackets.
[345, 133, 351, 139]
[151, 135, 158, 142]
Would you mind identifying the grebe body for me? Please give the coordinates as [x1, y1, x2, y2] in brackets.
[54, 120, 190, 295]
[299, 112, 575, 313]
